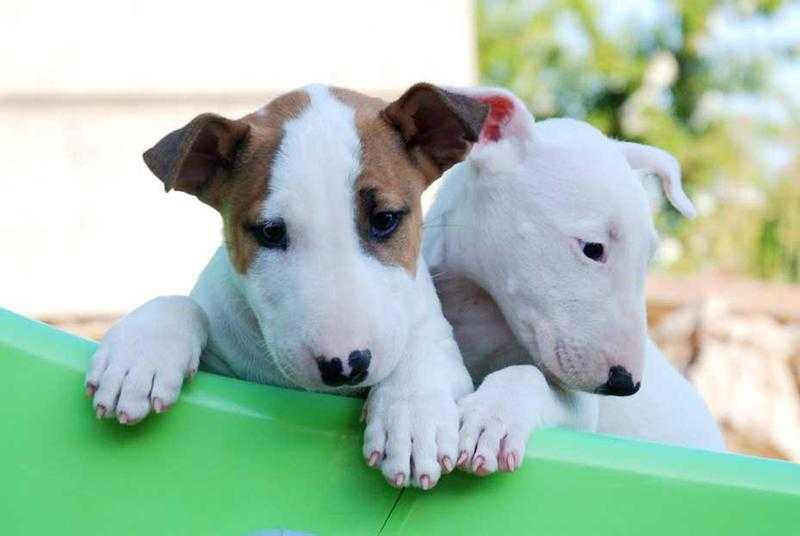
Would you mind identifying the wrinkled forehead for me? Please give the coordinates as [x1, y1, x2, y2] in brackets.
[265, 86, 362, 216]
[528, 139, 655, 241]
[248, 84, 424, 202]
[261, 84, 424, 213]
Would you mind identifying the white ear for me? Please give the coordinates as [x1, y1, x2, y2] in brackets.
[617, 141, 697, 218]
[445, 87, 535, 173]
[447, 86, 534, 144]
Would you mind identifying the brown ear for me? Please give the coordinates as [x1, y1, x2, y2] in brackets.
[382, 83, 489, 182]
[142, 113, 250, 207]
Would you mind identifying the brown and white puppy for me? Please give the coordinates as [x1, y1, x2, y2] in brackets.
[85, 83, 487, 489]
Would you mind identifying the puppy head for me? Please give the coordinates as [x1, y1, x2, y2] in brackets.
[450, 88, 694, 395]
[143, 84, 487, 391]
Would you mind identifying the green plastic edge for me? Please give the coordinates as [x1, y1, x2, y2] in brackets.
[1, 307, 799, 536]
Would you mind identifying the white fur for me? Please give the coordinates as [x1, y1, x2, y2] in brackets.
[239, 85, 415, 390]
[85, 296, 206, 422]
[362, 258, 473, 488]
[424, 88, 725, 475]
[85, 86, 473, 489]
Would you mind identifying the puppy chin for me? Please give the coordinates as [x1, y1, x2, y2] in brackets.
[525, 325, 602, 393]
[530, 338, 598, 393]
[275, 368, 322, 391]
[532, 356, 570, 390]
[544, 359, 604, 394]
[268, 351, 323, 391]
[553, 375, 597, 394]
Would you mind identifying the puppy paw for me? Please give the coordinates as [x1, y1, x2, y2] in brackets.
[363, 389, 459, 490]
[85, 310, 202, 425]
[457, 366, 543, 476]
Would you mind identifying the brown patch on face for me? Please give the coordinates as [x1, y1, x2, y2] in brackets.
[220, 90, 310, 273]
[331, 88, 429, 275]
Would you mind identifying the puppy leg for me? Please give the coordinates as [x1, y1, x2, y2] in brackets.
[85, 296, 208, 424]
[363, 334, 473, 490]
[458, 365, 597, 475]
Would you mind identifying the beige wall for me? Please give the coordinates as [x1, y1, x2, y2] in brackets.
[1, 0, 477, 95]
[1, 0, 477, 316]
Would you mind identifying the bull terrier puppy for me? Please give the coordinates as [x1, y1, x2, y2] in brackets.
[85, 83, 489, 490]
[423, 87, 725, 475]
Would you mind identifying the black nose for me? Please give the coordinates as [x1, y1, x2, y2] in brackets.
[595, 366, 640, 396]
[317, 350, 371, 387]
[347, 350, 371, 384]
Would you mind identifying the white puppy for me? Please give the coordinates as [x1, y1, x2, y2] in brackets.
[85, 83, 487, 489]
[423, 88, 725, 475]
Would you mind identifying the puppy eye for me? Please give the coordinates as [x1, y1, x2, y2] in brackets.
[581, 241, 606, 263]
[250, 219, 288, 250]
[370, 211, 403, 240]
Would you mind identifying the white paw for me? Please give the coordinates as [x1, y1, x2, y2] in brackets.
[457, 366, 543, 476]
[362, 389, 459, 490]
[85, 316, 202, 425]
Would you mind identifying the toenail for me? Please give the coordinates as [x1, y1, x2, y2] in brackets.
[419, 475, 431, 490]
[471, 455, 485, 473]
[368, 451, 380, 467]
[441, 456, 453, 473]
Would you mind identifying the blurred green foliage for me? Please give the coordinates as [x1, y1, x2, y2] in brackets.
[477, 0, 799, 281]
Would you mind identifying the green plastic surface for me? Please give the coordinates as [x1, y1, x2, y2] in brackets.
[1, 307, 798, 535]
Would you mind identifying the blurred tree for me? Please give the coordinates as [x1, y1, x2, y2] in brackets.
[477, 0, 800, 281]
[755, 158, 800, 281]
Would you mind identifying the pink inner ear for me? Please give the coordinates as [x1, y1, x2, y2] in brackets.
[478, 95, 515, 142]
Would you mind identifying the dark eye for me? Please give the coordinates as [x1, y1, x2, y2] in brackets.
[582, 241, 605, 262]
[250, 219, 288, 250]
[370, 211, 403, 240]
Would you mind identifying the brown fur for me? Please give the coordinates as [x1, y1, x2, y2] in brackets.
[143, 114, 250, 206]
[220, 91, 310, 273]
[381, 83, 488, 182]
[331, 88, 429, 275]
[146, 84, 483, 276]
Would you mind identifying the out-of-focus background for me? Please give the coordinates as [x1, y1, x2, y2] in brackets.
[2, 1, 798, 460]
